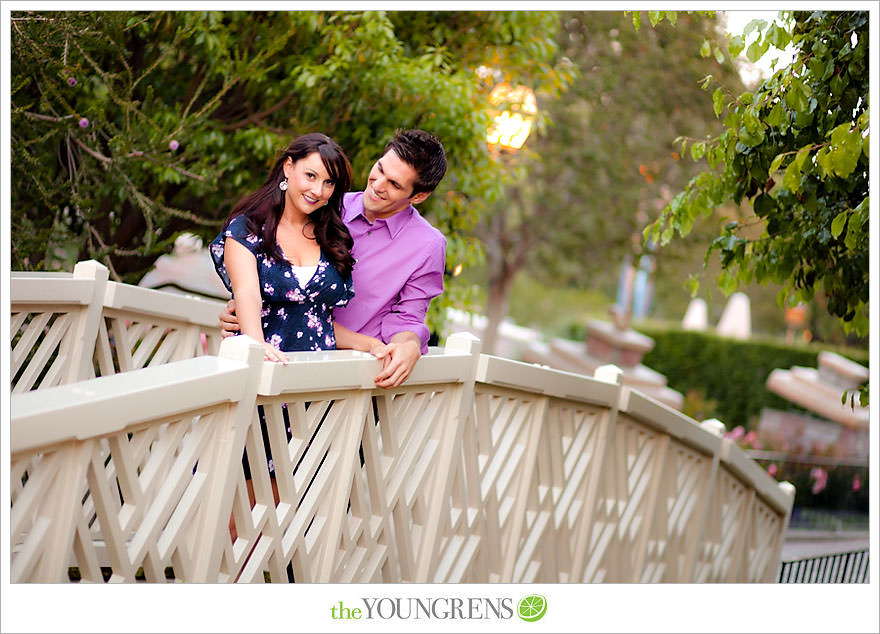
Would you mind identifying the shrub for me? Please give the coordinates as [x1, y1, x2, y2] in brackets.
[639, 326, 867, 431]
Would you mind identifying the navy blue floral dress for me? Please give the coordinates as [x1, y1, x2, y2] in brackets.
[209, 214, 354, 351]
[211, 214, 355, 479]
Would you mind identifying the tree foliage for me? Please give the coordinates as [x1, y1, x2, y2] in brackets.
[644, 11, 870, 345]
[10, 10, 568, 334]
[474, 11, 744, 352]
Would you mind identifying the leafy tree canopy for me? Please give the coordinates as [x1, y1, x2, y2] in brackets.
[10, 10, 569, 333]
[644, 11, 869, 345]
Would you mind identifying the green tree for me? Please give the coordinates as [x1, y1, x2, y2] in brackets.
[474, 11, 744, 353]
[10, 10, 568, 335]
[643, 10, 869, 403]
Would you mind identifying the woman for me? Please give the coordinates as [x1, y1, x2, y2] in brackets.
[210, 133, 354, 514]
[210, 132, 355, 362]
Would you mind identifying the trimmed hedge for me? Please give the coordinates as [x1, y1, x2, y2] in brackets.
[638, 327, 869, 431]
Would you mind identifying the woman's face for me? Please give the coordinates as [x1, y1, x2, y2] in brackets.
[282, 151, 336, 217]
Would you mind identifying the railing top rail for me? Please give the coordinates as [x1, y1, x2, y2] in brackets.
[11, 277, 99, 306]
[256, 344, 477, 396]
[620, 387, 722, 457]
[11, 354, 251, 455]
[721, 438, 795, 514]
[102, 280, 226, 327]
[10, 271, 74, 279]
[475, 353, 620, 407]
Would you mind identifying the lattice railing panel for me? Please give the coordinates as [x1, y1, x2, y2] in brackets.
[637, 439, 715, 582]
[693, 466, 753, 582]
[11, 310, 82, 394]
[743, 498, 787, 582]
[536, 399, 609, 583]
[10, 405, 236, 583]
[581, 413, 668, 582]
[224, 377, 477, 583]
[470, 386, 543, 582]
[96, 310, 218, 377]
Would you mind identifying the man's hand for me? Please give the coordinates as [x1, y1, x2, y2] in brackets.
[218, 299, 240, 338]
[372, 333, 421, 389]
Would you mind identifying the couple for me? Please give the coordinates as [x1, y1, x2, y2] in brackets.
[210, 129, 447, 389]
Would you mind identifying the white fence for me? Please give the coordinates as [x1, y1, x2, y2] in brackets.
[10, 261, 795, 582]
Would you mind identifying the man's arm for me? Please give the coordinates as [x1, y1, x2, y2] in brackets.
[372, 237, 445, 388]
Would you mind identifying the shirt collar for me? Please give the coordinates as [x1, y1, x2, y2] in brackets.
[345, 192, 415, 239]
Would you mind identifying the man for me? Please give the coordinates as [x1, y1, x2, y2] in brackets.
[219, 129, 447, 388]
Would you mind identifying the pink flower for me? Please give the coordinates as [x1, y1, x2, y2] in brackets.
[727, 426, 745, 441]
[852, 475, 861, 492]
[767, 464, 777, 477]
[810, 467, 828, 495]
[68, 77, 77, 86]
[78, 117, 89, 128]
[744, 430, 757, 447]
[169, 139, 179, 151]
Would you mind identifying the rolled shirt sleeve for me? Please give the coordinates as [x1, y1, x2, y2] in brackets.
[380, 235, 445, 351]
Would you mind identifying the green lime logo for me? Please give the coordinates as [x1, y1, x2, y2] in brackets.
[517, 594, 547, 622]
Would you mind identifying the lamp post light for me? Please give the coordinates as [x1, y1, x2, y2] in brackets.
[486, 83, 538, 153]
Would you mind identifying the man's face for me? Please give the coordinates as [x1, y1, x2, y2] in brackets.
[363, 149, 429, 219]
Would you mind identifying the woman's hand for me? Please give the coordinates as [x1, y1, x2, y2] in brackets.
[262, 342, 289, 364]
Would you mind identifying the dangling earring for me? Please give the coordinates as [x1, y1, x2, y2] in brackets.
[279, 179, 288, 191]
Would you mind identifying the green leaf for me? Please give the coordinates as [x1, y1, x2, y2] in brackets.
[830, 210, 848, 239]
[766, 102, 786, 127]
[649, 11, 662, 27]
[728, 35, 745, 58]
[753, 193, 775, 216]
[712, 87, 724, 117]
[690, 141, 706, 161]
[768, 152, 786, 174]
[743, 19, 767, 36]
[746, 38, 769, 63]
[631, 11, 641, 31]
[782, 159, 802, 191]
[793, 146, 811, 171]
[700, 39, 711, 57]
[717, 269, 738, 296]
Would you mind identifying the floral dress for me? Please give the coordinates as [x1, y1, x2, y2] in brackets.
[209, 214, 354, 351]
[210, 214, 355, 478]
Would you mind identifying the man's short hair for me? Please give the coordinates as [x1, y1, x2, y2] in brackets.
[384, 129, 447, 196]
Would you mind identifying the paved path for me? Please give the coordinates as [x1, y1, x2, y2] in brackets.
[780, 529, 869, 561]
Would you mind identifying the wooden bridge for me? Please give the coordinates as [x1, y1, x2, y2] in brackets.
[10, 260, 795, 583]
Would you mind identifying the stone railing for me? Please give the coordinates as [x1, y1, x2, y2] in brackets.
[10, 261, 796, 583]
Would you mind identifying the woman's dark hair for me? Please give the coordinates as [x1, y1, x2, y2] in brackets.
[226, 133, 355, 277]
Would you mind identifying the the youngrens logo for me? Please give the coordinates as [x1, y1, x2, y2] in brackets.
[517, 594, 547, 622]
[330, 595, 547, 622]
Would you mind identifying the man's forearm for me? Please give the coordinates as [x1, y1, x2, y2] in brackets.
[388, 330, 422, 349]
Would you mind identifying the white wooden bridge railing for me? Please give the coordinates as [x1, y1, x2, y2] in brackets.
[10, 261, 795, 583]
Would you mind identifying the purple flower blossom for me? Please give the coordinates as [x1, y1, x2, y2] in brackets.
[78, 118, 89, 128]
[169, 139, 179, 151]
[68, 77, 77, 87]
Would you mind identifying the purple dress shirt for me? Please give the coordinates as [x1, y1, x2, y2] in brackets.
[335, 192, 446, 353]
